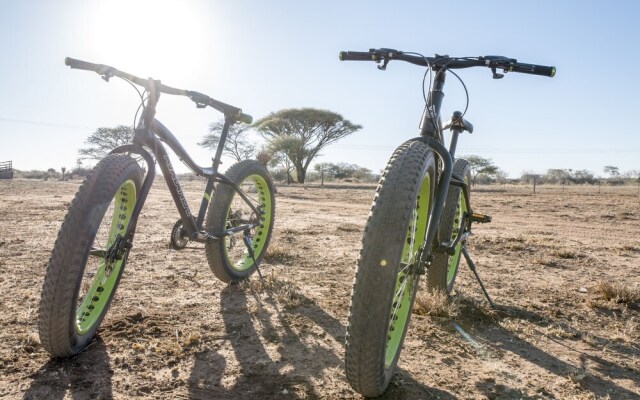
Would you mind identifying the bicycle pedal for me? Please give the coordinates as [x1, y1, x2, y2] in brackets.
[470, 213, 492, 223]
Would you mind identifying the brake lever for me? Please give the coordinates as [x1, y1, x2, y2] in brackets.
[101, 72, 113, 82]
[481, 56, 517, 79]
[373, 48, 399, 71]
[377, 58, 390, 71]
[491, 67, 504, 79]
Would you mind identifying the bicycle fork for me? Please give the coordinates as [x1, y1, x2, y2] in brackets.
[415, 135, 496, 308]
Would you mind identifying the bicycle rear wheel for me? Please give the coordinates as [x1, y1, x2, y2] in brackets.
[205, 160, 275, 283]
[427, 158, 471, 293]
[38, 154, 142, 357]
[345, 140, 435, 397]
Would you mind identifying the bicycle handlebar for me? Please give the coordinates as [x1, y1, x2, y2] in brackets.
[64, 57, 252, 123]
[338, 49, 555, 78]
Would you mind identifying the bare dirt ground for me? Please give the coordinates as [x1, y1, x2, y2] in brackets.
[1, 178, 639, 399]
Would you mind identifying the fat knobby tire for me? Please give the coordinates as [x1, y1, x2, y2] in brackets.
[427, 158, 471, 293]
[205, 160, 275, 283]
[345, 140, 435, 397]
[38, 154, 142, 357]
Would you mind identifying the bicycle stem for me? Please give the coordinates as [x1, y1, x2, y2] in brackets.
[419, 69, 446, 139]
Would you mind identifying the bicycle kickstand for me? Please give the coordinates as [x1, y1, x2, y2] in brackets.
[242, 229, 264, 282]
[461, 246, 496, 309]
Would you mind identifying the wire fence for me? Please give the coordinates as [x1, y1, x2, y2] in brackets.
[0, 161, 13, 179]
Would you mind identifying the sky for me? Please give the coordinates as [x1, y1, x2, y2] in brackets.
[1, 0, 639, 178]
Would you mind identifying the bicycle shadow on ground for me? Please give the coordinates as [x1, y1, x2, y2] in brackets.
[188, 283, 344, 398]
[379, 370, 458, 400]
[188, 282, 453, 399]
[453, 301, 640, 399]
[22, 338, 113, 400]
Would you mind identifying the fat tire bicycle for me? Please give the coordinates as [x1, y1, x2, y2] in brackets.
[339, 48, 555, 397]
[38, 58, 275, 358]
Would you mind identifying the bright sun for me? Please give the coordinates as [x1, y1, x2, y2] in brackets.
[91, 0, 207, 80]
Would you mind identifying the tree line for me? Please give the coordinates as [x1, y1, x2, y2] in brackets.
[520, 166, 640, 186]
[74, 108, 362, 184]
[44, 111, 638, 186]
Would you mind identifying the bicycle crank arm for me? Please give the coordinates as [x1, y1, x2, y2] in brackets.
[470, 213, 492, 223]
[439, 231, 471, 255]
[89, 247, 107, 258]
[436, 213, 470, 255]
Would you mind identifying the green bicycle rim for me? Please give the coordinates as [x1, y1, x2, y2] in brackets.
[76, 180, 136, 334]
[446, 182, 468, 286]
[385, 172, 431, 368]
[224, 174, 272, 271]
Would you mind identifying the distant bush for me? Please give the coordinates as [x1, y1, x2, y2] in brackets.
[16, 170, 48, 180]
[606, 179, 625, 186]
[71, 166, 92, 179]
[311, 162, 378, 183]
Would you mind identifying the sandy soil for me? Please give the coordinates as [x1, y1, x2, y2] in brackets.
[1, 178, 638, 399]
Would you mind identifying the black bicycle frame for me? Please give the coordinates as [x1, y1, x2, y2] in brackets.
[415, 68, 471, 261]
[109, 104, 260, 250]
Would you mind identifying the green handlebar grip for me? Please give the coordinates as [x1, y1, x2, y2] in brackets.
[65, 57, 101, 71]
[512, 63, 556, 78]
[339, 51, 373, 61]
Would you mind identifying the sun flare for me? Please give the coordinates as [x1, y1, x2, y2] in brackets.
[91, 0, 208, 80]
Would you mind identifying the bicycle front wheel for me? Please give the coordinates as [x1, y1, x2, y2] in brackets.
[205, 160, 275, 283]
[427, 158, 471, 293]
[38, 154, 142, 357]
[345, 140, 435, 397]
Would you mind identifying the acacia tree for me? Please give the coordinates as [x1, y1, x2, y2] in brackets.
[199, 120, 256, 162]
[544, 169, 572, 184]
[78, 125, 133, 162]
[494, 168, 509, 185]
[463, 155, 498, 186]
[254, 108, 362, 183]
[267, 135, 305, 184]
[603, 165, 620, 178]
[571, 169, 596, 184]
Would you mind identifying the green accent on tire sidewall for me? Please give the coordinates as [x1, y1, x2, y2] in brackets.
[224, 173, 272, 271]
[385, 172, 431, 369]
[75, 179, 136, 335]
[446, 177, 469, 286]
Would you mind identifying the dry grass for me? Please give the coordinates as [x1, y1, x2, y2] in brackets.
[280, 227, 298, 236]
[263, 243, 296, 264]
[532, 256, 561, 268]
[15, 333, 40, 354]
[538, 323, 580, 340]
[592, 281, 640, 304]
[336, 223, 361, 233]
[241, 272, 306, 309]
[549, 249, 586, 260]
[568, 359, 589, 384]
[619, 244, 640, 252]
[610, 318, 639, 344]
[413, 289, 459, 318]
